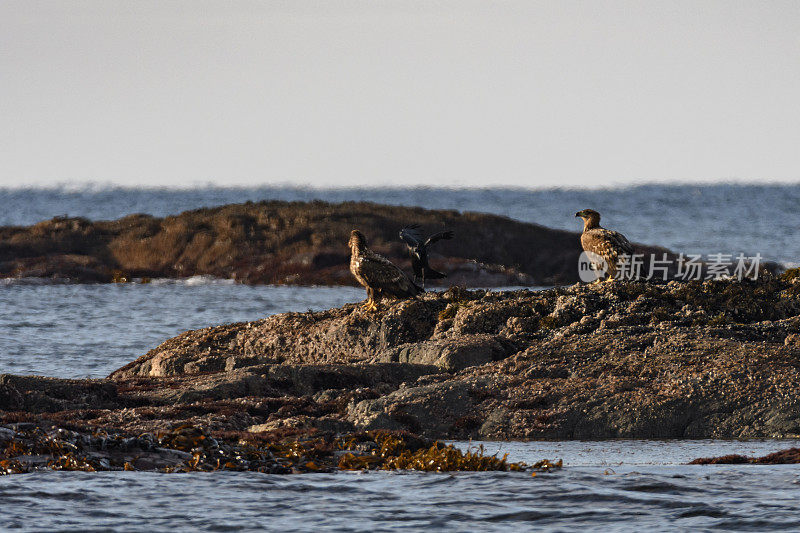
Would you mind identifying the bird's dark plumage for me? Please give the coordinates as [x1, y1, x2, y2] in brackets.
[399, 224, 454, 287]
[349, 230, 422, 311]
[575, 209, 634, 281]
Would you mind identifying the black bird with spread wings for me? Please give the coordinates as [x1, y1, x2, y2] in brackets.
[399, 224, 454, 288]
[349, 230, 422, 311]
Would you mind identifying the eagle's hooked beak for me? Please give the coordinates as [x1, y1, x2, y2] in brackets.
[575, 211, 582, 218]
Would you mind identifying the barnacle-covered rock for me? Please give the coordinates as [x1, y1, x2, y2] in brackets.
[5, 275, 800, 447]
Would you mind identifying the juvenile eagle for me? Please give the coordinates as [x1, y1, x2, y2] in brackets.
[575, 209, 634, 282]
[349, 230, 423, 311]
[398, 224, 454, 288]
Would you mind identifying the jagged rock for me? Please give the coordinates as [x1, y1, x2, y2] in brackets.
[4, 275, 800, 441]
[377, 335, 515, 372]
[170, 363, 439, 404]
[0, 375, 117, 412]
[0, 383, 24, 411]
[248, 416, 355, 434]
[0, 426, 16, 443]
[112, 299, 438, 378]
[346, 381, 477, 437]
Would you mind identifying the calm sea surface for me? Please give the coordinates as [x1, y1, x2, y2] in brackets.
[1, 183, 798, 264]
[1, 280, 364, 379]
[2, 185, 800, 531]
[3, 443, 800, 532]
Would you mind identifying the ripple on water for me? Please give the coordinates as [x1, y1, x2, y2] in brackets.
[2, 455, 800, 531]
[0, 284, 364, 378]
[2, 184, 800, 263]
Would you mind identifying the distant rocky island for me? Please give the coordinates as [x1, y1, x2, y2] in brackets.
[3, 273, 800, 473]
[0, 200, 675, 286]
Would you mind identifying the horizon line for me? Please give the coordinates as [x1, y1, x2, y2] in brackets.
[3, 177, 800, 193]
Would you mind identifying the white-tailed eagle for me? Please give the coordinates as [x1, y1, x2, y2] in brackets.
[349, 230, 423, 311]
[575, 209, 634, 282]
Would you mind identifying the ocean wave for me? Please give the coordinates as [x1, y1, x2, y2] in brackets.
[147, 275, 237, 286]
[0, 277, 76, 286]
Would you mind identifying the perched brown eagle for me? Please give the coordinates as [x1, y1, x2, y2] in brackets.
[349, 230, 423, 311]
[575, 209, 634, 282]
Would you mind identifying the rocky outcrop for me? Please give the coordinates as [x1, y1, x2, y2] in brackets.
[0, 200, 674, 286]
[690, 448, 800, 464]
[0, 375, 118, 412]
[4, 272, 800, 449]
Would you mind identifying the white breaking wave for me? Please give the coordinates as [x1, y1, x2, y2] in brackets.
[147, 275, 237, 286]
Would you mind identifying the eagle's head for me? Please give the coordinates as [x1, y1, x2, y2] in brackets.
[349, 230, 367, 251]
[575, 209, 601, 229]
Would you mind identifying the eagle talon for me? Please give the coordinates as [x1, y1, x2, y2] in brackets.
[362, 299, 379, 312]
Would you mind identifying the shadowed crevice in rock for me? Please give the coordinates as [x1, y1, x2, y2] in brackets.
[377, 335, 520, 372]
[0, 375, 118, 412]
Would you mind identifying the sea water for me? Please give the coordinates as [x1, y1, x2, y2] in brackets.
[3, 282, 800, 532]
[2, 445, 800, 532]
[1, 183, 798, 265]
[2, 185, 800, 531]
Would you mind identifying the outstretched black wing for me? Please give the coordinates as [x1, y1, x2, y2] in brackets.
[399, 225, 423, 248]
[425, 230, 454, 247]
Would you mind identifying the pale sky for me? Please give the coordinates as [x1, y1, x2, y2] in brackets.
[2, 1, 799, 189]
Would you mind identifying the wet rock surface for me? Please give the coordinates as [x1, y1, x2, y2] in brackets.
[0, 200, 672, 286]
[689, 447, 800, 464]
[3, 272, 800, 472]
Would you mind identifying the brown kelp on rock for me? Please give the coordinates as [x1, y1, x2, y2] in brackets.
[0, 423, 544, 475]
[335, 430, 558, 472]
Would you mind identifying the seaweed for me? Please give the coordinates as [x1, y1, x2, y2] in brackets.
[438, 304, 459, 321]
[110, 269, 130, 283]
[538, 315, 563, 330]
[780, 268, 800, 282]
[1, 423, 559, 476]
[335, 431, 555, 473]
